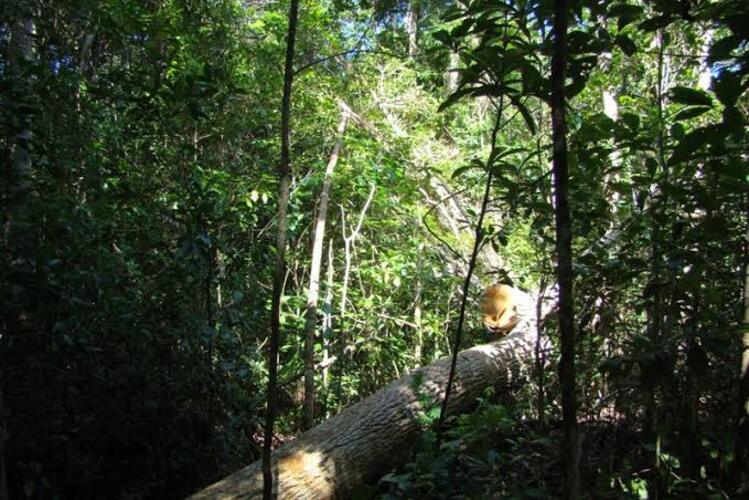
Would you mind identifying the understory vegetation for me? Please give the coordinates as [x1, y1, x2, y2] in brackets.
[1, 0, 747, 498]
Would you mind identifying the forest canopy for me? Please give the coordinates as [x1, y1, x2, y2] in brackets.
[1, 0, 747, 498]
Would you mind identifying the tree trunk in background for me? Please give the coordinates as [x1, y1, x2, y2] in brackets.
[1, 16, 36, 500]
[445, 50, 460, 94]
[413, 242, 424, 364]
[303, 112, 349, 430]
[7, 17, 35, 210]
[263, 0, 300, 497]
[737, 202, 749, 484]
[321, 240, 334, 392]
[550, 1, 580, 498]
[0, 387, 7, 500]
[190, 291, 542, 499]
[406, 1, 419, 57]
[647, 28, 668, 498]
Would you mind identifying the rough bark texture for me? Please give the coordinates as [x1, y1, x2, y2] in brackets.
[737, 205, 749, 484]
[406, 1, 419, 57]
[263, 0, 300, 497]
[550, 0, 580, 498]
[190, 292, 541, 499]
[445, 50, 460, 94]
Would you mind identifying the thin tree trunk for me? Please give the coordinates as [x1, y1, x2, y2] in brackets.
[437, 102, 504, 435]
[550, 1, 580, 497]
[535, 277, 548, 428]
[263, 0, 300, 497]
[0, 386, 7, 500]
[647, 28, 668, 498]
[303, 111, 349, 430]
[413, 242, 424, 364]
[321, 240, 334, 391]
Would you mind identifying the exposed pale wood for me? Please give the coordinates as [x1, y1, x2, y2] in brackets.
[190, 292, 541, 499]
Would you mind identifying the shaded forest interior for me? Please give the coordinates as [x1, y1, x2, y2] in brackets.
[1, 0, 748, 498]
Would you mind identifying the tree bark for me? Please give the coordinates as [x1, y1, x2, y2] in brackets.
[321, 240, 334, 392]
[406, 1, 419, 57]
[303, 111, 349, 430]
[737, 201, 749, 485]
[263, 0, 300, 497]
[190, 291, 542, 500]
[550, 1, 580, 498]
[1, 17, 36, 500]
[445, 50, 460, 95]
[413, 241, 424, 363]
[7, 16, 35, 207]
[0, 387, 7, 500]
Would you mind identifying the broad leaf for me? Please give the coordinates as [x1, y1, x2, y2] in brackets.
[670, 86, 712, 107]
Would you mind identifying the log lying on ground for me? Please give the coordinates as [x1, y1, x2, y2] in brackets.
[190, 292, 541, 499]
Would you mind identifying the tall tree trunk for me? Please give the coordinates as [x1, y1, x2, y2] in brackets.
[406, 1, 419, 57]
[0, 386, 7, 500]
[445, 50, 460, 94]
[646, 28, 668, 498]
[303, 112, 349, 430]
[550, 1, 580, 497]
[1, 18, 36, 500]
[7, 17, 35, 208]
[263, 0, 300, 497]
[737, 200, 749, 485]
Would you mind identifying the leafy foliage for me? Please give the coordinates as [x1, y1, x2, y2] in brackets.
[0, 0, 746, 497]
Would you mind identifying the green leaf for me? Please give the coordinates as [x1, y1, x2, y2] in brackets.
[438, 86, 476, 112]
[708, 35, 741, 64]
[669, 126, 724, 165]
[638, 15, 671, 32]
[432, 29, 451, 46]
[608, 3, 644, 30]
[722, 106, 745, 136]
[608, 4, 644, 18]
[614, 34, 637, 56]
[670, 123, 685, 141]
[451, 18, 475, 38]
[669, 86, 712, 107]
[672, 106, 711, 121]
[713, 72, 743, 106]
[490, 147, 527, 165]
[621, 112, 640, 131]
[509, 95, 536, 135]
[451, 159, 484, 179]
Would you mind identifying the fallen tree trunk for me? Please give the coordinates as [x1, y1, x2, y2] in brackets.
[190, 292, 541, 499]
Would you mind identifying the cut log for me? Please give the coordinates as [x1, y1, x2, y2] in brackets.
[190, 292, 542, 499]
